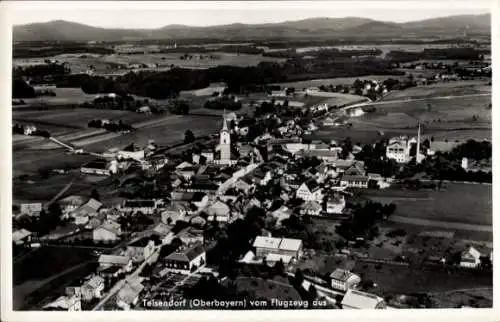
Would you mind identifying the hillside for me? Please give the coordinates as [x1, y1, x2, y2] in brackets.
[13, 14, 490, 42]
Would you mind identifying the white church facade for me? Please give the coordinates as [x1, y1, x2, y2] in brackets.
[213, 112, 237, 166]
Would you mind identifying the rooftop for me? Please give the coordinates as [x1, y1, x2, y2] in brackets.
[330, 269, 357, 282]
[98, 254, 130, 266]
[341, 289, 384, 309]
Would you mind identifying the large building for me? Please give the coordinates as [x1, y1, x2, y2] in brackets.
[214, 112, 237, 165]
[252, 236, 303, 259]
[385, 136, 414, 163]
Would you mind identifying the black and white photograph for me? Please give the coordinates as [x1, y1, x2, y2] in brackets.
[0, 0, 497, 320]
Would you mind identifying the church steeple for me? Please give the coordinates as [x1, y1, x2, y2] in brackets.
[222, 109, 229, 132]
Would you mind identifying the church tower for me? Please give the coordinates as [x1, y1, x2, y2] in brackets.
[416, 123, 423, 164]
[219, 110, 231, 163]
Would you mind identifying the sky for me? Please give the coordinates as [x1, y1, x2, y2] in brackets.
[7, 1, 492, 29]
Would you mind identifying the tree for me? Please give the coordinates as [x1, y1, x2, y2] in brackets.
[294, 269, 304, 285]
[90, 189, 100, 201]
[273, 259, 286, 276]
[308, 285, 318, 300]
[184, 130, 195, 144]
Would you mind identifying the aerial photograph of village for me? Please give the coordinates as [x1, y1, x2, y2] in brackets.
[8, 1, 493, 312]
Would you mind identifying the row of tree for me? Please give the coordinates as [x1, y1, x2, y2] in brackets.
[87, 119, 136, 132]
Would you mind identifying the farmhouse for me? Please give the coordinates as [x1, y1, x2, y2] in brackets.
[20, 202, 42, 217]
[459, 246, 487, 269]
[126, 237, 156, 263]
[116, 279, 145, 310]
[296, 180, 323, 201]
[206, 200, 231, 222]
[330, 269, 361, 292]
[340, 175, 369, 188]
[341, 289, 386, 309]
[12, 228, 32, 245]
[253, 236, 303, 259]
[81, 160, 116, 176]
[177, 227, 205, 246]
[98, 255, 133, 273]
[93, 220, 121, 242]
[81, 275, 105, 301]
[118, 144, 145, 161]
[43, 294, 81, 311]
[386, 136, 414, 164]
[162, 243, 206, 275]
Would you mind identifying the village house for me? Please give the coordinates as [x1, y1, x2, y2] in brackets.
[253, 236, 303, 259]
[93, 220, 121, 243]
[459, 246, 490, 269]
[116, 279, 145, 310]
[296, 180, 323, 201]
[340, 175, 369, 189]
[386, 136, 413, 164]
[70, 198, 103, 225]
[12, 228, 32, 246]
[325, 193, 346, 215]
[43, 292, 81, 311]
[178, 227, 205, 246]
[234, 178, 255, 194]
[330, 269, 361, 292]
[120, 199, 162, 215]
[126, 237, 156, 263]
[117, 144, 145, 161]
[81, 275, 105, 301]
[162, 243, 206, 275]
[206, 200, 231, 223]
[341, 289, 386, 309]
[81, 160, 118, 176]
[300, 200, 322, 216]
[161, 203, 187, 225]
[20, 202, 42, 217]
[98, 254, 133, 273]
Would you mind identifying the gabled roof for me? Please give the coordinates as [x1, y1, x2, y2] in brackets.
[207, 200, 230, 216]
[165, 244, 205, 262]
[176, 161, 193, 170]
[341, 175, 369, 183]
[341, 289, 384, 309]
[330, 269, 358, 282]
[118, 280, 144, 304]
[84, 275, 104, 289]
[73, 198, 102, 216]
[279, 238, 303, 252]
[12, 229, 32, 242]
[301, 200, 322, 212]
[98, 254, 130, 266]
[96, 220, 121, 236]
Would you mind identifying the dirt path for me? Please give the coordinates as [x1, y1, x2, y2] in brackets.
[389, 215, 492, 232]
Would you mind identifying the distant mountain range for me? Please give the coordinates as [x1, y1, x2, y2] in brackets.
[13, 14, 491, 42]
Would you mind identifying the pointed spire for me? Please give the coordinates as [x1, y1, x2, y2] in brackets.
[222, 109, 228, 132]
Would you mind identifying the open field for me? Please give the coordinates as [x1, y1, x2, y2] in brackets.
[382, 81, 491, 101]
[14, 52, 285, 75]
[352, 261, 492, 296]
[13, 246, 95, 286]
[429, 288, 493, 308]
[361, 183, 492, 227]
[14, 87, 96, 107]
[274, 74, 406, 89]
[12, 171, 109, 201]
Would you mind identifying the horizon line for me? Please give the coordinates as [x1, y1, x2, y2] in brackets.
[12, 12, 491, 30]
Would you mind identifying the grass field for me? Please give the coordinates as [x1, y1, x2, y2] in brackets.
[352, 261, 492, 296]
[382, 81, 491, 101]
[274, 74, 406, 89]
[14, 52, 285, 75]
[361, 183, 492, 226]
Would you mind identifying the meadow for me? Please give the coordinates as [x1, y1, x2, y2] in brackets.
[360, 183, 492, 226]
[274, 74, 406, 89]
